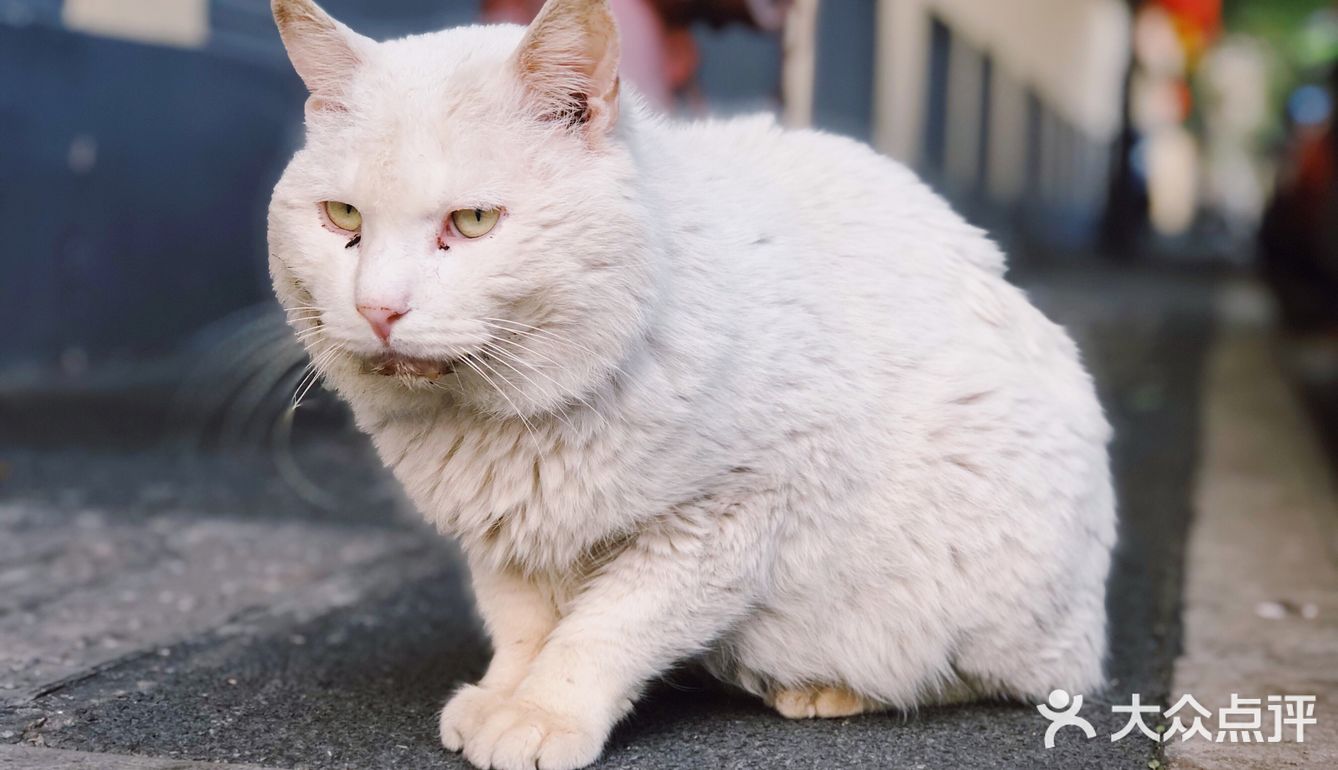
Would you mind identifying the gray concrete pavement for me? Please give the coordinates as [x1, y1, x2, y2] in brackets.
[1169, 294, 1338, 770]
[0, 744, 273, 769]
[0, 270, 1226, 768]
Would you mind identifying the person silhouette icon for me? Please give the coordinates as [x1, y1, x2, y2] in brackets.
[1037, 689, 1097, 748]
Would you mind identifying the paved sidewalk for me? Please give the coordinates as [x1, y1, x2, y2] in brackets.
[1169, 290, 1338, 769]
[0, 744, 272, 769]
[1, 270, 1221, 768]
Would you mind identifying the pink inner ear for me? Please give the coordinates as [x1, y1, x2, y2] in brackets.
[305, 96, 349, 116]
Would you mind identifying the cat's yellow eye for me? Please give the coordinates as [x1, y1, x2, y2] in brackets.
[451, 208, 501, 239]
[323, 201, 362, 233]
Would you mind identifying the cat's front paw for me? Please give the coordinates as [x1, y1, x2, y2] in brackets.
[440, 684, 508, 753]
[440, 685, 605, 770]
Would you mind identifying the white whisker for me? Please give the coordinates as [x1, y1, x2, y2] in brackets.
[458, 354, 541, 450]
[483, 339, 609, 429]
[480, 342, 582, 434]
[292, 328, 327, 345]
[293, 343, 344, 408]
[479, 318, 629, 379]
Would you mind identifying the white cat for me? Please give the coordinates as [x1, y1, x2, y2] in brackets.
[267, 1, 1116, 768]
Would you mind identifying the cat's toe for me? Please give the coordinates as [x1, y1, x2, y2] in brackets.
[536, 724, 604, 770]
[460, 699, 603, 770]
[440, 684, 507, 753]
[483, 714, 544, 770]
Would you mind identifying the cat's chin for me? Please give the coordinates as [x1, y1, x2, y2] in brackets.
[360, 352, 457, 381]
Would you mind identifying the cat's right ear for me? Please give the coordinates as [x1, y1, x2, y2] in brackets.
[272, 0, 372, 111]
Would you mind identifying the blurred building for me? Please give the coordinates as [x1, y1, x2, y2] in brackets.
[0, 0, 1134, 374]
[872, 0, 1132, 250]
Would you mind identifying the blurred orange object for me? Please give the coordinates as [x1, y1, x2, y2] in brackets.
[1155, 0, 1222, 59]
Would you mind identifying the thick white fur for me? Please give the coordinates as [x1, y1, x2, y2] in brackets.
[267, 1, 1116, 768]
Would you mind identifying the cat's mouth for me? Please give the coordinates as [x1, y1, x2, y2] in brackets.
[360, 353, 457, 381]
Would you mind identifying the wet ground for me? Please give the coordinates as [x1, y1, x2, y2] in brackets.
[0, 268, 1219, 769]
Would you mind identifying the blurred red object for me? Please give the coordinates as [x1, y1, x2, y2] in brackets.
[481, 0, 789, 108]
[1155, 0, 1220, 33]
[1154, 0, 1221, 59]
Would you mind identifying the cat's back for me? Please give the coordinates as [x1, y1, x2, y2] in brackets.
[634, 110, 1104, 451]
[638, 112, 1006, 280]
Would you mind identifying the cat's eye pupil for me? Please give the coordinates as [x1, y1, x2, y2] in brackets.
[449, 207, 500, 239]
[323, 200, 361, 233]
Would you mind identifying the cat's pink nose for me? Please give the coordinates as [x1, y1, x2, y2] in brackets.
[357, 304, 409, 344]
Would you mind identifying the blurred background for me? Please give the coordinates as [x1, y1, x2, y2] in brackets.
[1, 1, 1336, 520]
[2, 3, 1337, 768]
[1, 0, 1336, 531]
[2, 0, 1337, 394]
[3, 0, 1338, 388]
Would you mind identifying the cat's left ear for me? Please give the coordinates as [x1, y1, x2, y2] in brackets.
[272, 0, 373, 110]
[514, 0, 621, 140]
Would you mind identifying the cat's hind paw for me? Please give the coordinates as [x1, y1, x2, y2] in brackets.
[767, 685, 877, 719]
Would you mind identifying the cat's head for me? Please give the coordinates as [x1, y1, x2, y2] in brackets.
[267, 0, 655, 420]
